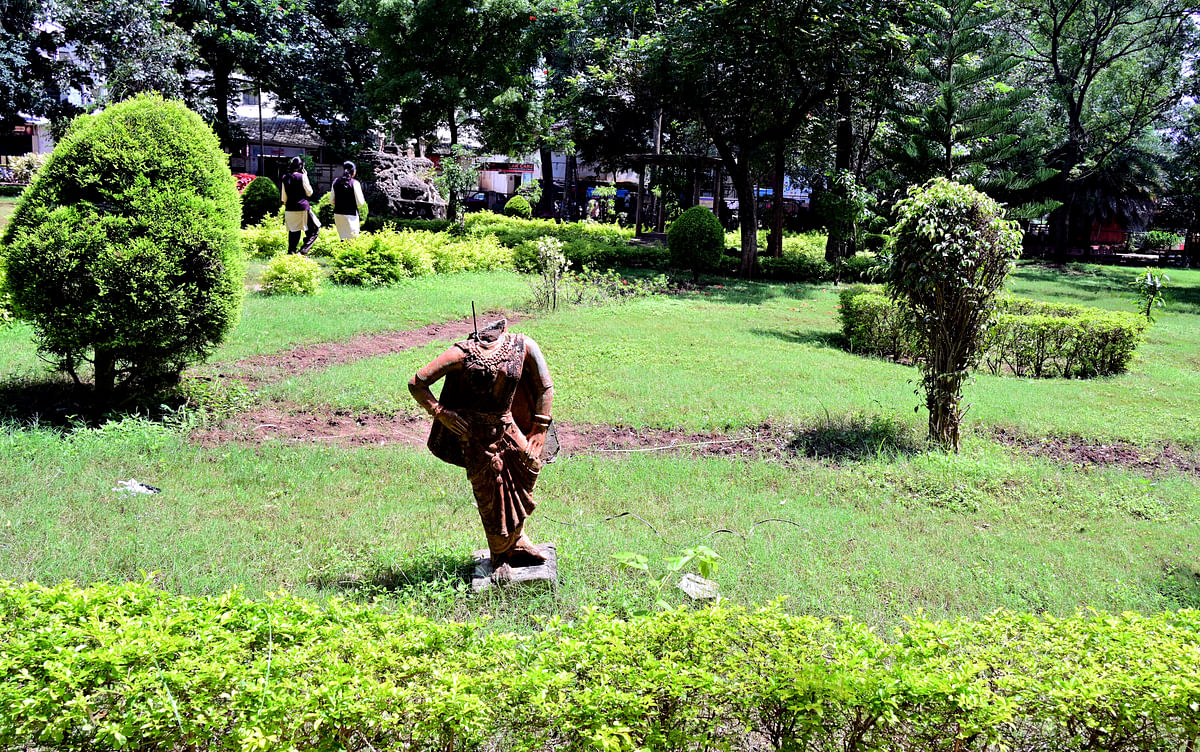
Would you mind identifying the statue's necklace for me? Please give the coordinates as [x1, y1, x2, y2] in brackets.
[467, 334, 514, 373]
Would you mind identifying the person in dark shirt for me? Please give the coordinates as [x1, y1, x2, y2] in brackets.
[327, 161, 367, 240]
[280, 156, 320, 254]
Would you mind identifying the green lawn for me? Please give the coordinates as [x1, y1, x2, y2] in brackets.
[0, 197, 16, 232]
[0, 259, 1197, 629]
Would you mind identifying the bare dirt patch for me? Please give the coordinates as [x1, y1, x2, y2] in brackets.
[192, 404, 786, 458]
[207, 314, 521, 387]
[993, 427, 1200, 476]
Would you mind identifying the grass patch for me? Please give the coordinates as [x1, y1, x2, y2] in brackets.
[0, 197, 17, 231]
[263, 265, 1200, 445]
[1, 259, 1199, 631]
[0, 419, 1196, 628]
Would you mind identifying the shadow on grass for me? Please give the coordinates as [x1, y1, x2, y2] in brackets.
[1015, 261, 1200, 314]
[788, 411, 924, 462]
[307, 546, 475, 596]
[0, 375, 99, 427]
[750, 328, 844, 349]
[1157, 562, 1200, 609]
[672, 278, 822, 306]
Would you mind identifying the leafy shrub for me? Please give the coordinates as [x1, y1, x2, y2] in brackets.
[464, 211, 633, 249]
[240, 175, 279, 228]
[667, 206, 724, 280]
[0, 268, 13, 328]
[840, 289, 1147, 378]
[1130, 268, 1168, 321]
[982, 301, 1147, 378]
[7, 152, 49, 184]
[528, 236, 570, 310]
[1, 94, 243, 404]
[3, 580, 1200, 752]
[260, 254, 321, 296]
[315, 191, 335, 226]
[503, 194, 532, 219]
[886, 178, 1022, 450]
[362, 217, 454, 234]
[1140, 229, 1182, 252]
[240, 220, 287, 258]
[839, 287, 920, 358]
[430, 234, 513, 274]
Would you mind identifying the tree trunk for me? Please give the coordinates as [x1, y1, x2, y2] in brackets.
[212, 61, 234, 150]
[539, 145, 554, 216]
[825, 87, 854, 266]
[729, 168, 758, 278]
[767, 138, 785, 257]
[447, 108, 460, 222]
[93, 348, 117, 407]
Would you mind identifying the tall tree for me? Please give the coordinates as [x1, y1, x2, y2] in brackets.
[0, 0, 86, 132]
[263, 0, 379, 154]
[359, 0, 547, 148]
[1003, 0, 1198, 249]
[169, 0, 289, 149]
[638, 0, 902, 276]
[59, 0, 196, 106]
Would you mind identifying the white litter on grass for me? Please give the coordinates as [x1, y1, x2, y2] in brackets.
[113, 479, 161, 496]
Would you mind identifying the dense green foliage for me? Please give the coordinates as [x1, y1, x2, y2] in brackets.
[667, 206, 724, 280]
[841, 289, 1147, 378]
[240, 176, 279, 228]
[0, 95, 243, 402]
[328, 229, 513, 285]
[502, 193, 532, 219]
[2, 580, 1198, 752]
[259, 254, 321, 296]
[887, 179, 1022, 450]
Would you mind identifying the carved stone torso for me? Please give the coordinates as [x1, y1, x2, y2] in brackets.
[455, 334, 526, 415]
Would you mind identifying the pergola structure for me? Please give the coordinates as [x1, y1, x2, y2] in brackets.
[629, 153, 724, 237]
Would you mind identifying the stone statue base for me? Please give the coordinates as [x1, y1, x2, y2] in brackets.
[471, 542, 558, 594]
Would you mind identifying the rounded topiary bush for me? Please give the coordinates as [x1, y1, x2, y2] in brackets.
[503, 194, 532, 219]
[667, 206, 724, 280]
[1, 94, 244, 403]
[241, 175, 279, 227]
[260, 254, 321, 296]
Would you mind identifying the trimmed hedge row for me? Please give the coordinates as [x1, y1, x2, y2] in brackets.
[1, 581, 1198, 752]
[839, 287, 1147, 378]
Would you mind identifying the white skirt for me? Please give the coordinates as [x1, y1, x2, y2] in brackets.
[285, 210, 320, 233]
[334, 213, 360, 240]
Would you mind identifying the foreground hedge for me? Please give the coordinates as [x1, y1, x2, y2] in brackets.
[2, 581, 1198, 752]
[839, 288, 1147, 378]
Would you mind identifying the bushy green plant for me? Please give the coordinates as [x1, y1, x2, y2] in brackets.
[1130, 269, 1169, 321]
[667, 206, 724, 281]
[0, 268, 13, 328]
[839, 289, 1147, 379]
[1140, 230, 1182, 252]
[503, 193, 532, 219]
[315, 191, 335, 226]
[529, 236, 569, 310]
[4, 580, 1200, 752]
[1, 94, 243, 404]
[240, 175, 279, 228]
[260, 254, 322, 296]
[328, 229, 512, 285]
[886, 178, 1022, 450]
[240, 220, 287, 258]
[7, 152, 49, 184]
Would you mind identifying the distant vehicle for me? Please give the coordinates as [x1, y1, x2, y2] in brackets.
[463, 191, 489, 212]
